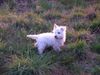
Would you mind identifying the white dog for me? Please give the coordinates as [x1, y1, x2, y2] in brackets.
[27, 24, 66, 54]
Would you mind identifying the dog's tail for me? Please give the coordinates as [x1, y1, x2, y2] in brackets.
[27, 35, 38, 40]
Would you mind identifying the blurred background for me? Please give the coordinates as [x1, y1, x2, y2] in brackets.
[0, 0, 100, 75]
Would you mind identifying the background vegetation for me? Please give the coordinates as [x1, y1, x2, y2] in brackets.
[0, 0, 100, 75]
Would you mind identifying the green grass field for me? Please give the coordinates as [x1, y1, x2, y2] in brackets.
[0, 0, 100, 75]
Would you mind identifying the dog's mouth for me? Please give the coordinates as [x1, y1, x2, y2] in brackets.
[55, 36, 63, 39]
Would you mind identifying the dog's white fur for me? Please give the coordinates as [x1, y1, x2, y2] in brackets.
[27, 24, 66, 54]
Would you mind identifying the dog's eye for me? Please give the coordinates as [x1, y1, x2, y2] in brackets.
[58, 32, 60, 34]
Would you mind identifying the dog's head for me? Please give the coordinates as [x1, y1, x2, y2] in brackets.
[53, 24, 66, 42]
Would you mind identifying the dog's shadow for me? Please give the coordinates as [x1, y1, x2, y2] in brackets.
[31, 46, 62, 55]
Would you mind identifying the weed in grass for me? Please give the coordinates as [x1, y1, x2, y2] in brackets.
[44, 10, 62, 20]
[67, 40, 87, 60]
[90, 34, 100, 54]
[95, 55, 100, 65]
[77, 30, 93, 43]
[73, 23, 89, 31]
[26, 12, 45, 25]
[91, 43, 100, 54]
[90, 19, 100, 33]
[66, 63, 81, 75]
[70, 11, 85, 22]
[0, 39, 6, 51]
[59, 55, 75, 65]
[73, 12, 85, 17]
[66, 31, 77, 43]
[5, 0, 16, 11]
[59, 0, 86, 8]
[39, 0, 52, 10]
[0, 8, 9, 16]
[67, 40, 86, 50]
[91, 66, 100, 75]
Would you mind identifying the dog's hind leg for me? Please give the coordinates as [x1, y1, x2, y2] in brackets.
[37, 43, 46, 55]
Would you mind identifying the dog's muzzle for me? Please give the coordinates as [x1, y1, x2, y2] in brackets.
[55, 36, 63, 39]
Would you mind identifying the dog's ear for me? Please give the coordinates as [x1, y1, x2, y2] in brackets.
[61, 28, 64, 31]
[61, 26, 66, 31]
[54, 23, 58, 28]
[64, 26, 67, 30]
[52, 24, 58, 32]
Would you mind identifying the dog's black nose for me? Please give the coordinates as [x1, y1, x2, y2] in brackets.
[55, 36, 58, 39]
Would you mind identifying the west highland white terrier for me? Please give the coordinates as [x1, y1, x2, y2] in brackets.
[27, 24, 66, 54]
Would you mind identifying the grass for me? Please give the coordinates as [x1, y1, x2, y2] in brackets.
[67, 40, 86, 50]
[73, 22, 89, 31]
[0, 24, 88, 75]
[91, 43, 100, 54]
[90, 18, 100, 33]
[90, 33, 100, 54]
[59, 0, 86, 8]
[67, 40, 87, 60]
[43, 10, 62, 20]
[6, 51, 58, 75]
[0, 0, 100, 75]
[92, 66, 100, 75]
[39, 0, 52, 10]
[0, 39, 6, 51]
[66, 63, 81, 75]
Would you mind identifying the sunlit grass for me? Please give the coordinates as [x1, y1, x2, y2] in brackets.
[0, 39, 6, 50]
[67, 40, 87, 50]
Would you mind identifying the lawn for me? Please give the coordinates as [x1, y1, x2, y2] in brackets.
[0, 0, 100, 75]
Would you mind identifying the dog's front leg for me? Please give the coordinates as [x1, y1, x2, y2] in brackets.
[53, 46, 61, 53]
